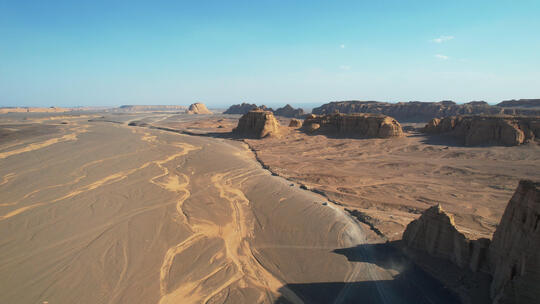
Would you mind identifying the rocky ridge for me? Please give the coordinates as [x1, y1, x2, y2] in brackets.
[302, 113, 403, 138]
[424, 115, 540, 146]
[223, 103, 273, 114]
[312, 100, 540, 122]
[273, 104, 304, 118]
[496, 99, 540, 108]
[402, 180, 540, 303]
[185, 103, 212, 114]
[233, 109, 280, 138]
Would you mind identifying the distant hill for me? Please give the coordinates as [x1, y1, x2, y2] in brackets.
[496, 99, 540, 108]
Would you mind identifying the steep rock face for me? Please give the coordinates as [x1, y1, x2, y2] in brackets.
[302, 113, 403, 138]
[312, 100, 540, 122]
[273, 104, 304, 118]
[497, 99, 540, 108]
[185, 103, 212, 114]
[223, 103, 273, 114]
[424, 115, 540, 146]
[402, 204, 491, 271]
[489, 180, 540, 304]
[233, 109, 280, 138]
[288, 118, 302, 127]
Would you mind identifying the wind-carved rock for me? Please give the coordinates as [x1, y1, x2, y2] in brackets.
[402, 204, 491, 272]
[424, 115, 540, 146]
[273, 104, 304, 118]
[402, 180, 540, 303]
[489, 180, 540, 304]
[302, 113, 403, 138]
[223, 103, 273, 114]
[288, 118, 302, 128]
[312, 100, 540, 122]
[185, 103, 212, 114]
[233, 109, 280, 138]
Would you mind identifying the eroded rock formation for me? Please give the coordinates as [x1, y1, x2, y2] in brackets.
[496, 99, 540, 108]
[233, 109, 280, 138]
[302, 113, 403, 138]
[402, 204, 490, 271]
[312, 100, 540, 122]
[223, 103, 273, 114]
[489, 180, 540, 303]
[424, 115, 540, 146]
[288, 118, 302, 128]
[273, 104, 304, 118]
[402, 180, 540, 303]
[185, 103, 212, 114]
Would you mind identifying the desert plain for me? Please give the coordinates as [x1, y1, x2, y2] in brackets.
[0, 111, 465, 304]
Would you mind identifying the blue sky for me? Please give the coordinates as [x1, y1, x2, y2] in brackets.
[1, 0, 539, 107]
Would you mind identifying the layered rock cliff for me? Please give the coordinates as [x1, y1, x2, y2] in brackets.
[402, 180, 540, 303]
[233, 109, 280, 138]
[312, 100, 540, 122]
[424, 115, 540, 146]
[496, 99, 540, 108]
[489, 180, 540, 303]
[223, 103, 273, 114]
[273, 104, 304, 118]
[185, 103, 212, 114]
[302, 113, 403, 138]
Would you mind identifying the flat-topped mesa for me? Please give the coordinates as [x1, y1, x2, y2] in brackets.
[302, 113, 403, 138]
[402, 204, 491, 272]
[496, 99, 540, 108]
[273, 104, 304, 118]
[489, 180, 540, 303]
[117, 105, 186, 112]
[424, 115, 540, 146]
[233, 109, 280, 138]
[185, 102, 212, 114]
[223, 103, 273, 114]
[311, 100, 540, 122]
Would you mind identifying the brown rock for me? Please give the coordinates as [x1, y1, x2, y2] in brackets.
[301, 113, 403, 138]
[423, 115, 540, 146]
[185, 103, 212, 114]
[288, 119, 302, 128]
[312, 100, 540, 122]
[233, 109, 280, 138]
[489, 180, 540, 303]
[402, 204, 490, 271]
[223, 103, 273, 114]
[274, 104, 304, 118]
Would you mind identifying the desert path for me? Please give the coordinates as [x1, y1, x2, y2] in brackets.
[0, 113, 457, 303]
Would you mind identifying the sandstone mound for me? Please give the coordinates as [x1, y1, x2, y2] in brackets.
[302, 113, 403, 138]
[288, 119, 302, 128]
[424, 115, 540, 146]
[402, 180, 540, 303]
[274, 104, 304, 118]
[233, 109, 280, 138]
[311, 100, 540, 122]
[224, 103, 273, 114]
[186, 103, 212, 114]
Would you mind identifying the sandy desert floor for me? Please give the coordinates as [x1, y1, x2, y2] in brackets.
[0, 112, 457, 304]
[153, 115, 540, 241]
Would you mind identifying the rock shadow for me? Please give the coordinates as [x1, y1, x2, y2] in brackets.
[274, 242, 460, 304]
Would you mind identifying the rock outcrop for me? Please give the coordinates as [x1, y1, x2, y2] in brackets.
[302, 113, 403, 138]
[233, 109, 280, 138]
[223, 103, 273, 114]
[424, 115, 540, 146]
[496, 99, 540, 108]
[402, 204, 491, 272]
[402, 180, 540, 303]
[0, 107, 69, 114]
[273, 104, 304, 118]
[312, 100, 540, 122]
[489, 180, 540, 303]
[185, 103, 212, 114]
[288, 118, 302, 128]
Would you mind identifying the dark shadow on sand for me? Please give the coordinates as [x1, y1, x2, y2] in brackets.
[274, 242, 460, 304]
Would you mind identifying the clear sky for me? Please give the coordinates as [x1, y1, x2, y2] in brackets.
[1, 0, 539, 107]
